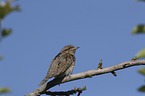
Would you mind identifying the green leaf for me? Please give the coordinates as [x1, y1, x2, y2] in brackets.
[0, 56, 3, 60]
[136, 0, 145, 2]
[138, 68, 145, 76]
[2, 28, 12, 37]
[138, 85, 145, 92]
[136, 48, 145, 59]
[0, 1, 20, 19]
[131, 25, 145, 34]
[0, 88, 11, 94]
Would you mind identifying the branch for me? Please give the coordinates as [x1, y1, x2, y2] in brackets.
[41, 86, 86, 96]
[25, 60, 145, 96]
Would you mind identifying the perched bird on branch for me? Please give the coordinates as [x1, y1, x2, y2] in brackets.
[38, 45, 79, 86]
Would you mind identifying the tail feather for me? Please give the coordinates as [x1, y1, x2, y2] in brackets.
[38, 76, 50, 86]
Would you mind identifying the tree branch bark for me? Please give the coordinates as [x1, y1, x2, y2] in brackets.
[25, 60, 145, 96]
[41, 86, 86, 96]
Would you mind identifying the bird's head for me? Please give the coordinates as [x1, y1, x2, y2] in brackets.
[60, 45, 79, 55]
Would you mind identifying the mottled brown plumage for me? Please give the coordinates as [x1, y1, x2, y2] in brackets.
[38, 45, 79, 86]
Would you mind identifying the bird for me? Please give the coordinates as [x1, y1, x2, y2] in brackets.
[38, 45, 79, 86]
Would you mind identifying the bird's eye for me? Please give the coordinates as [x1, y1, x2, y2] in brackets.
[70, 49, 75, 53]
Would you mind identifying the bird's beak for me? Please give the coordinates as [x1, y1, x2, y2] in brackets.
[75, 47, 79, 49]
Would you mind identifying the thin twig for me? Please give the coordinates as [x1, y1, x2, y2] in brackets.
[41, 86, 86, 96]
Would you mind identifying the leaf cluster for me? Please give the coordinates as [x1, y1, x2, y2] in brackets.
[0, 1, 20, 19]
[132, 0, 145, 93]
[0, 0, 20, 38]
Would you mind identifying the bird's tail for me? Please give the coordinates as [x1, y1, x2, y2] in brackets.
[38, 75, 50, 86]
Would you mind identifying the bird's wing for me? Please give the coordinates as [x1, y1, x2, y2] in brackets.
[38, 53, 74, 86]
[38, 53, 62, 86]
[48, 53, 74, 77]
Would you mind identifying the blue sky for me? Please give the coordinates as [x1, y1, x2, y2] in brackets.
[0, 0, 145, 96]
